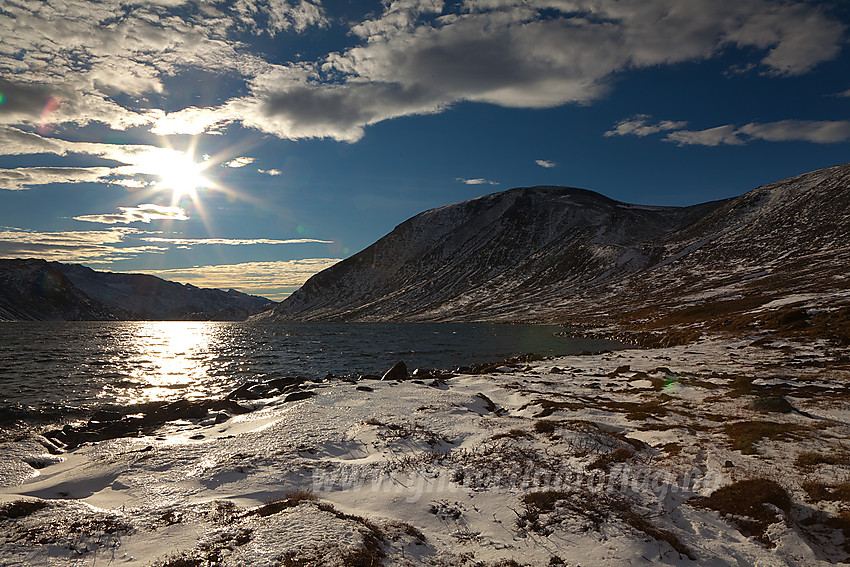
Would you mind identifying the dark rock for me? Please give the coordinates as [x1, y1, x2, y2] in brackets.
[283, 391, 316, 402]
[43, 398, 249, 450]
[475, 393, 497, 413]
[609, 365, 630, 376]
[381, 361, 408, 381]
[748, 397, 795, 413]
[226, 377, 307, 400]
[356, 386, 374, 392]
[724, 460, 735, 468]
[226, 382, 262, 400]
[267, 376, 307, 390]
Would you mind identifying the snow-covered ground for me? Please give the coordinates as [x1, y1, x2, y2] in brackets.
[2, 337, 849, 566]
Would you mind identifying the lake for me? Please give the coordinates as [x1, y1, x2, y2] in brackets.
[0, 321, 620, 430]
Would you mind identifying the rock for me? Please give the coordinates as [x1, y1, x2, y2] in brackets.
[43, 398, 249, 450]
[283, 391, 316, 402]
[608, 364, 630, 376]
[475, 393, 497, 413]
[748, 397, 795, 413]
[381, 361, 408, 381]
[226, 382, 262, 400]
[356, 386, 374, 392]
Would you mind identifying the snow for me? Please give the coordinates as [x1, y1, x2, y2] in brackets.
[2, 336, 850, 566]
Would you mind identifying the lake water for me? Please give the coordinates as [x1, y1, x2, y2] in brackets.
[0, 321, 620, 431]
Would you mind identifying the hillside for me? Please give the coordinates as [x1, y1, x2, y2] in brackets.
[258, 164, 850, 342]
[55, 262, 272, 321]
[0, 259, 273, 321]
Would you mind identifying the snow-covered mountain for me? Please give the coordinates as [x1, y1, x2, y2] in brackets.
[0, 259, 117, 321]
[0, 259, 273, 321]
[258, 163, 850, 330]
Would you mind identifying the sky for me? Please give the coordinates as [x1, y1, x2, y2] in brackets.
[0, 0, 848, 301]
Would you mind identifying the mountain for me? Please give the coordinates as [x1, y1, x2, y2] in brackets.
[0, 259, 117, 321]
[0, 259, 274, 321]
[257, 164, 850, 341]
[54, 263, 273, 321]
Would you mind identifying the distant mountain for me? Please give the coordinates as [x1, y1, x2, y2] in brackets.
[256, 164, 850, 340]
[0, 259, 274, 321]
[0, 259, 117, 321]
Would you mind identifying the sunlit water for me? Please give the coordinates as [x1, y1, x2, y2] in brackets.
[0, 321, 620, 430]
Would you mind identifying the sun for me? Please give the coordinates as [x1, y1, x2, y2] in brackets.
[154, 151, 213, 202]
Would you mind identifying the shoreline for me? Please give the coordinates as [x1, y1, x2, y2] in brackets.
[1, 334, 849, 565]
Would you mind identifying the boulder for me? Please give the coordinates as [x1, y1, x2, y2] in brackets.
[381, 361, 408, 381]
[283, 391, 316, 403]
[748, 396, 795, 413]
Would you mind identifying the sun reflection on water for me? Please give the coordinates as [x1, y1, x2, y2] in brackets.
[112, 322, 217, 405]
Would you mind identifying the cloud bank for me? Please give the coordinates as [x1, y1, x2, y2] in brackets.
[0, 0, 844, 142]
[139, 258, 341, 300]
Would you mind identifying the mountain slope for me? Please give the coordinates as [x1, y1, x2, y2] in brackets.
[55, 263, 272, 320]
[258, 163, 850, 333]
[0, 259, 117, 321]
[0, 260, 274, 321]
[260, 186, 722, 321]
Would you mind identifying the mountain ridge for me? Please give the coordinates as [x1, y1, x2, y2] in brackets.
[0, 259, 274, 321]
[257, 163, 850, 342]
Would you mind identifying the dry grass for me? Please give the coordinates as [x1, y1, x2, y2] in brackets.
[491, 428, 532, 441]
[587, 447, 634, 471]
[724, 421, 804, 454]
[519, 490, 692, 559]
[802, 482, 850, 503]
[248, 489, 318, 518]
[0, 500, 48, 520]
[521, 490, 572, 513]
[795, 451, 850, 472]
[617, 507, 694, 560]
[690, 478, 790, 547]
[384, 520, 426, 543]
[533, 419, 560, 435]
[661, 442, 682, 456]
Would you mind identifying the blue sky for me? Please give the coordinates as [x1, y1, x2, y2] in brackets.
[0, 0, 848, 300]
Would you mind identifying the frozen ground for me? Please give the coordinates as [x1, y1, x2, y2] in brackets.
[2, 336, 850, 566]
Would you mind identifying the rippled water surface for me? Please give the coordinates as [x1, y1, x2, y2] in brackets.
[0, 321, 620, 427]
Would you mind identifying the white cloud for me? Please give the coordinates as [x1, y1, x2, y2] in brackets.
[664, 125, 745, 147]
[258, 168, 282, 176]
[0, 0, 842, 143]
[239, 0, 845, 140]
[0, 126, 234, 189]
[456, 177, 499, 185]
[607, 116, 850, 146]
[147, 106, 238, 136]
[231, 0, 327, 36]
[535, 159, 556, 168]
[737, 120, 850, 144]
[667, 120, 850, 146]
[604, 115, 689, 138]
[0, 226, 165, 262]
[0, 166, 115, 190]
[224, 157, 257, 168]
[138, 258, 341, 300]
[73, 204, 190, 224]
[143, 237, 333, 245]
